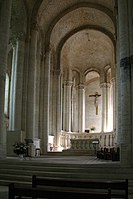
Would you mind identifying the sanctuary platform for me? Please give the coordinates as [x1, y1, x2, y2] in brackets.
[62, 138, 99, 155]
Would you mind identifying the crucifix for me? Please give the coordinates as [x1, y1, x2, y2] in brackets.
[89, 92, 101, 115]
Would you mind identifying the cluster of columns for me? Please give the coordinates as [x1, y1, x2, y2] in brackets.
[117, 0, 133, 165]
[0, 0, 133, 166]
[26, 25, 40, 139]
[62, 81, 85, 133]
[9, 35, 25, 131]
[100, 81, 115, 133]
[61, 77, 115, 134]
[0, 0, 12, 157]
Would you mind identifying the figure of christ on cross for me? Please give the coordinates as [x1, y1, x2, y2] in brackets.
[89, 92, 101, 115]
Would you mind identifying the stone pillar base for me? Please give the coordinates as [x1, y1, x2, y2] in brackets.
[0, 146, 6, 158]
[120, 143, 132, 166]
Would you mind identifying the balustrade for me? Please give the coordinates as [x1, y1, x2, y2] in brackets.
[59, 131, 116, 150]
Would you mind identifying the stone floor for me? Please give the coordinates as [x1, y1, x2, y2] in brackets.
[4, 155, 120, 165]
[0, 155, 120, 199]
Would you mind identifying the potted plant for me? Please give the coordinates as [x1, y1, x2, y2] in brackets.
[90, 126, 96, 133]
[13, 142, 28, 158]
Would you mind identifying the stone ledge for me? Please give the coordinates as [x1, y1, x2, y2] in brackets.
[62, 149, 96, 156]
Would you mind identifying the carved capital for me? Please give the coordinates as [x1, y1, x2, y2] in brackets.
[9, 37, 16, 47]
[10, 31, 26, 46]
[110, 77, 116, 84]
[30, 20, 39, 31]
[78, 84, 85, 89]
[104, 82, 111, 88]
[120, 55, 133, 68]
[120, 57, 130, 68]
[16, 32, 26, 41]
[66, 80, 73, 87]
[63, 80, 73, 87]
[100, 82, 107, 88]
[52, 69, 61, 76]
[63, 80, 67, 86]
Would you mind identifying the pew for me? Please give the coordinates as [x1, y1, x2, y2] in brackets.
[8, 182, 111, 199]
[32, 175, 128, 199]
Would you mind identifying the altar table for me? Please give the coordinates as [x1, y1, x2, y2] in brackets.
[69, 138, 99, 155]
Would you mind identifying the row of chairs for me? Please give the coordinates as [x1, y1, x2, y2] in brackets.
[97, 147, 120, 161]
[9, 175, 128, 199]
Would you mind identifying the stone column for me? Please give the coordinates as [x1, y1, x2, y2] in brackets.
[51, 69, 62, 145]
[118, 0, 133, 165]
[26, 26, 38, 139]
[78, 84, 85, 132]
[9, 46, 16, 129]
[66, 81, 73, 132]
[9, 35, 25, 130]
[62, 81, 67, 131]
[111, 78, 116, 132]
[56, 71, 62, 145]
[38, 54, 44, 148]
[0, 0, 12, 157]
[50, 70, 57, 137]
[42, 46, 51, 153]
[129, 0, 133, 164]
[100, 83, 107, 132]
[72, 86, 78, 132]
[106, 83, 112, 132]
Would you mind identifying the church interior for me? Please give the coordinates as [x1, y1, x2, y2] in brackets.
[0, 0, 133, 198]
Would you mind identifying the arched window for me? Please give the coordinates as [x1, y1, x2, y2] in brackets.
[4, 73, 9, 115]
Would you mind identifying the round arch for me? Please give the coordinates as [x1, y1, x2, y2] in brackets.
[57, 26, 115, 71]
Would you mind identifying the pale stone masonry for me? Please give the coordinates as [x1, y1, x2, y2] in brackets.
[117, 0, 133, 165]
[0, 0, 12, 157]
[0, 0, 133, 166]
[9, 39, 25, 131]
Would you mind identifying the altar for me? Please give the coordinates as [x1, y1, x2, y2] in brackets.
[63, 138, 99, 155]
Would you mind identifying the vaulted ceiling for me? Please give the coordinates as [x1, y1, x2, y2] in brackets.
[23, 0, 116, 77]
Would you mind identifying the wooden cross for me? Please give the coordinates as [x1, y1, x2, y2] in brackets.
[89, 92, 101, 115]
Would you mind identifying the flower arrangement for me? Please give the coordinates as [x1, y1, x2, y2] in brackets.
[90, 126, 96, 131]
[13, 142, 28, 156]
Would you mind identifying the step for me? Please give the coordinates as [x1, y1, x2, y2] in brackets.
[0, 157, 133, 198]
